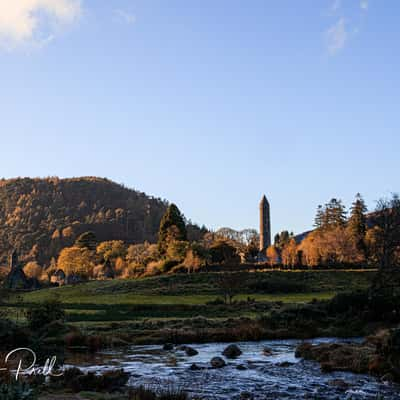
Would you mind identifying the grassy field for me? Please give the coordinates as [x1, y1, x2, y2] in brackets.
[5, 270, 375, 324]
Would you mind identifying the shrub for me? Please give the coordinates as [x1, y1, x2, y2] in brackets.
[53, 368, 129, 393]
[0, 319, 28, 350]
[328, 291, 368, 314]
[26, 298, 65, 331]
[0, 382, 37, 400]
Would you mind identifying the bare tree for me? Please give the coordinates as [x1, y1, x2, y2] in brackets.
[216, 272, 245, 304]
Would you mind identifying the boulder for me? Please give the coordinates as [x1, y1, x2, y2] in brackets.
[236, 364, 247, 370]
[296, 341, 376, 374]
[190, 363, 203, 371]
[277, 361, 294, 367]
[210, 357, 226, 368]
[262, 346, 273, 356]
[381, 373, 395, 382]
[185, 346, 199, 357]
[295, 342, 313, 359]
[177, 345, 198, 356]
[222, 344, 242, 359]
[163, 343, 174, 351]
[240, 392, 254, 400]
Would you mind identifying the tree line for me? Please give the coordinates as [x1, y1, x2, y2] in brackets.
[266, 193, 400, 269]
[13, 192, 400, 286]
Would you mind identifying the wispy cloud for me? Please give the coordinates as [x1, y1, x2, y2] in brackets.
[360, 0, 369, 11]
[326, 18, 347, 55]
[324, 0, 369, 55]
[0, 0, 81, 50]
[114, 9, 136, 25]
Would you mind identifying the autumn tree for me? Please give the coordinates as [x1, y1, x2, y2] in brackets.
[96, 240, 126, 262]
[183, 243, 210, 273]
[299, 231, 322, 267]
[23, 261, 43, 279]
[127, 242, 159, 266]
[266, 245, 279, 266]
[158, 204, 187, 254]
[281, 239, 298, 268]
[209, 240, 238, 264]
[57, 246, 93, 278]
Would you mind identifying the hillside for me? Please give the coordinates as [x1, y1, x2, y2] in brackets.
[0, 177, 169, 266]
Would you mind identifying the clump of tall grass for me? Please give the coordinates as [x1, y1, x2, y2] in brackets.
[128, 385, 189, 400]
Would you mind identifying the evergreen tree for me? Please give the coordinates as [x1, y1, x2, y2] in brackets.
[158, 204, 187, 254]
[348, 193, 367, 256]
[314, 205, 324, 229]
[275, 230, 290, 250]
[322, 198, 347, 229]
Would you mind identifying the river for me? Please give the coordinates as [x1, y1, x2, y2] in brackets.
[67, 338, 400, 399]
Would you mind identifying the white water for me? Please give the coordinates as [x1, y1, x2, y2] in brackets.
[67, 338, 400, 399]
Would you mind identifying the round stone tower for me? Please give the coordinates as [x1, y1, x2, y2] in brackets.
[259, 195, 271, 252]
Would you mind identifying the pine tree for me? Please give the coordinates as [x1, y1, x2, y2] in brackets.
[314, 205, 324, 229]
[158, 204, 187, 254]
[348, 193, 367, 256]
[323, 198, 347, 229]
[275, 230, 290, 250]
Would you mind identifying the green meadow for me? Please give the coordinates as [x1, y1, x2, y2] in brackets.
[6, 270, 375, 326]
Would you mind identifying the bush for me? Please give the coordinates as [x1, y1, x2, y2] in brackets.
[328, 291, 368, 314]
[0, 382, 37, 400]
[26, 298, 65, 331]
[52, 368, 129, 393]
[0, 319, 29, 350]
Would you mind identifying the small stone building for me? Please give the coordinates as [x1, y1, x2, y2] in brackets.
[50, 269, 66, 286]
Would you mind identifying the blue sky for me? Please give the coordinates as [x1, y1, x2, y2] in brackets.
[0, 0, 399, 236]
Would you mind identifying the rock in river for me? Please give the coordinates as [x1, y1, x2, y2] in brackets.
[262, 346, 273, 356]
[222, 344, 242, 359]
[211, 357, 226, 368]
[177, 345, 199, 357]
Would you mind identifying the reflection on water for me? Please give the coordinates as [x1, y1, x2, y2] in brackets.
[67, 338, 400, 399]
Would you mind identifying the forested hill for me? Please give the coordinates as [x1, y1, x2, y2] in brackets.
[0, 177, 169, 266]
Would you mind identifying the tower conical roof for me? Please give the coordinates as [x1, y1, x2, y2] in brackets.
[260, 195, 269, 205]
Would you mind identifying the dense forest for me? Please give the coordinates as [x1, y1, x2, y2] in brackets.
[0, 177, 170, 266]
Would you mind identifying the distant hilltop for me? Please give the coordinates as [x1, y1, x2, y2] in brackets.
[0, 177, 171, 265]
